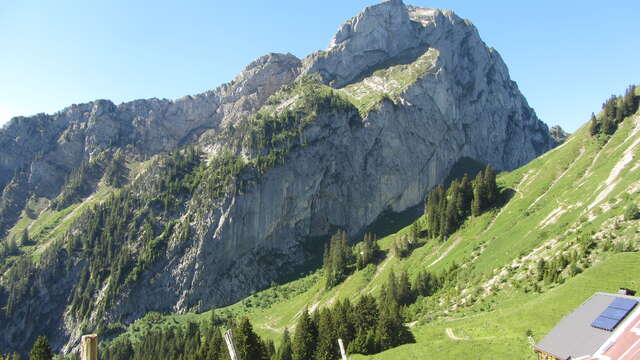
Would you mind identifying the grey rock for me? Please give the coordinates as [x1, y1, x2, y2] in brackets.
[0, 53, 301, 234]
[549, 125, 570, 143]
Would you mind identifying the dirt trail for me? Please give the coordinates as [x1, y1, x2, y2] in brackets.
[527, 147, 585, 211]
[260, 322, 284, 334]
[445, 328, 495, 341]
[428, 237, 462, 268]
[364, 256, 393, 294]
[406, 321, 418, 328]
[445, 328, 468, 341]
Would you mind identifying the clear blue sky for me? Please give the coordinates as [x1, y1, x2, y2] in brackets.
[1, 1, 638, 132]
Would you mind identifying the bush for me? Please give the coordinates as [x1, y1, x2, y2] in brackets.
[625, 203, 640, 221]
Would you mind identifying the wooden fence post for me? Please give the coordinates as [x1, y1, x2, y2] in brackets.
[224, 329, 240, 360]
[80, 334, 98, 360]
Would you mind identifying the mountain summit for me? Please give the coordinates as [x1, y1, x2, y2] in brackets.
[0, 1, 555, 354]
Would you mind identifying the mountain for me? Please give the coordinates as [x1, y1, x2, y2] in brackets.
[0, 0, 555, 354]
[98, 86, 640, 359]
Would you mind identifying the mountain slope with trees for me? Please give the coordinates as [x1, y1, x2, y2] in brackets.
[0, 1, 557, 355]
[83, 85, 640, 360]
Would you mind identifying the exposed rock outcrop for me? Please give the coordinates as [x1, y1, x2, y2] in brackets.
[549, 125, 570, 143]
[0, 53, 301, 235]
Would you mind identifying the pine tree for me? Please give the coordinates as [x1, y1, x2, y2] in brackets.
[457, 173, 473, 218]
[292, 308, 317, 360]
[333, 299, 356, 346]
[396, 270, 413, 306]
[425, 185, 444, 238]
[625, 203, 640, 220]
[410, 223, 419, 243]
[6, 236, 19, 256]
[536, 258, 546, 282]
[589, 113, 600, 136]
[235, 317, 268, 360]
[483, 165, 498, 207]
[605, 95, 617, 119]
[353, 294, 379, 334]
[314, 309, 337, 360]
[275, 329, 293, 360]
[347, 330, 376, 355]
[603, 117, 617, 135]
[20, 230, 30, 246]
[209, 327, 226, 360]
[265, 339, 276, 360]
[29, 336, 53, 360]
[374, 294, 414, 352]
[385, 272, 398, 304]
[413, 270, 437, 297]
[471, 172, 483, 217]
[443, 185, 459, 237]
[323, 243, 333, 286]
[324, 231, 352, 288]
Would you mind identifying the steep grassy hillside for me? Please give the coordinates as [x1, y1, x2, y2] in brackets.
[100, 98, 640, 359]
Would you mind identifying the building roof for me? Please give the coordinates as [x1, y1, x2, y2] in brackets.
[534, 292, 640, 360]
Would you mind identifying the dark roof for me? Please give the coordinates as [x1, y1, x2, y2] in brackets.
[534, 293, 640, 360]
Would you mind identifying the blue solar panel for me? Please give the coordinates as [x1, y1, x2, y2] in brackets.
[590, 298, 639, 331]
[610, 298, 638, 311]
[592, 316, 620, 331]
[601, 307, 629, 320]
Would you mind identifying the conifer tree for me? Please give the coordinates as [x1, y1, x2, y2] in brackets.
[265, 339, 276, 360]
[375, 293, 413, 351]
[458, 173, 473, 217]
[314, 308, 337, 360]
[589, 113, 600, 136]
[29, 336, 53, 360]
[396, 270, 413, 306]
[483, 165, 498, 206]
[353, 294, 379, 334]
[275, 329, 293, 360]
[625, 203, 640, 220]
[536, 258, 546, 282]
[471, 172, 483, 217]
[333, 299, 356, 346]
[413, 270, 437, 297]
[425, 185, 444, 238]
[292, 308, 317, 360]
[603, 117, 617, 135]
[347, 330, 374, 355]
[235, 317, 268, 360]
[20, 230, 30, 246]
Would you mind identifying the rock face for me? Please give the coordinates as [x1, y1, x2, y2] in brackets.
[0, 0, 556, 354]
[549, 125, 570, 143]
[0, 53, 300, 234]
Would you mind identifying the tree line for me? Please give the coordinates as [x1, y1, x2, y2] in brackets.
[590, 85, 639, 137]
[425, 165, 499, 240]
[1, 335, 53, 360]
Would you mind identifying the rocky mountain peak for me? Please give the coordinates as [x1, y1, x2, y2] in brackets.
[328, 0, 412, 52]
[222, 52, 301, 101]
[302, 1, 480, 88]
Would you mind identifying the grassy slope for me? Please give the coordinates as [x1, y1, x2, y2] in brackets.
[354, 252, 640, 360]
[105, 111, 640, 359]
